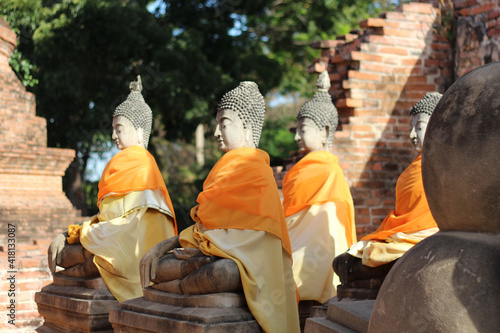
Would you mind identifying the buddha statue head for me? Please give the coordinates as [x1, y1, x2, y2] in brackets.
[112, 76, 153, 149]
[409, 92, 442, 153]
[214, 81, 266, 152]
[295, 70, 338, 152]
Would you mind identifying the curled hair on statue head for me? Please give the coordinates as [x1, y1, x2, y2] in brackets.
[410, 92, 443, 117]
[217, 81, 266, 147]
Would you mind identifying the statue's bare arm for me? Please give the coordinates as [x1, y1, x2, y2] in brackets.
[47, 216, 98, 274]
[140, 236, 181, 289]
[48, 232, 69, 273]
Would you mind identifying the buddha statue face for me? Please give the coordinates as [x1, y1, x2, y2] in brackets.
[295, 117, 328, 153]
[408, 92, 442, 153]
[214, 108, 254, 152]
[112, 115, 144, 150]
[409, 112, 431, 153]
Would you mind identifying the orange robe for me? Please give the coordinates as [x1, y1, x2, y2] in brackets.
[70, 145, 177, 301]
[362, 154, 436, 241]
[283, 151, 356, 245]
[180, 147, 300, 333]
[98, 145, 176, 224]
[282, 151, 356, 302]
[348, 154, 438, 267]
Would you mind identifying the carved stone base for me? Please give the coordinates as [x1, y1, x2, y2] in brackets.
[109, 288, 262, 332]
[298, 300, 321, 331]
[305, 299, 374, 333]
[336, 285, 379, 300]
[35, 275, 118, 333]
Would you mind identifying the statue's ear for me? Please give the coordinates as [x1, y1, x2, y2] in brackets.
[137, 127, 144, 145]
[321, 126, 329, 144]
[245, 122, 254, 146]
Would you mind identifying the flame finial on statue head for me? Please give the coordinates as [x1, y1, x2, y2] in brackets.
[129, 75, 143, 92]
[317, 70, 331, 92]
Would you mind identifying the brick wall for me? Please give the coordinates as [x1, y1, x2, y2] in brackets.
[0, 18, 79, 331]
[454, 0, 500, 76]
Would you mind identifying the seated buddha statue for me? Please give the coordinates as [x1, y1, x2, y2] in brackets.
[333, 92, 442, 296]
[48, 76, 177, 302]
[282, 70, 357, 304]
[140, 81, 300, 333]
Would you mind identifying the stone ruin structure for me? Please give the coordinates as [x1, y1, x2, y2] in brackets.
[0, 18, 80, 331]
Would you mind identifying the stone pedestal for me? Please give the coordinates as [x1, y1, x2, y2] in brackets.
[35, 275, 118, 333]
[305, 299, 374, 333]
[336, 286, 379, 300]
[109, 288, 261, 332]
[298, 300, 321, 332]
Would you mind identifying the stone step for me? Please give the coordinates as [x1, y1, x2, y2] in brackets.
[326, 300, 374, 333]
[305, 317, 357, 333]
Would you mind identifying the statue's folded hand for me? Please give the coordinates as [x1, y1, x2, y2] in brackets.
[140, 236, 181, 289]
[48, 232, 68, 273]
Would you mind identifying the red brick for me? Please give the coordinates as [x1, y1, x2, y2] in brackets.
[353, 133, 376, 139]
[348, 70, 382, 82]
[488, 27, 500, 37]
[394, 67, 423, 75]
[19, 280, 42, 291]
[431, 42, 451, 50]
[16, 270, 51, 280]
[360, 18, 387, 28]
[348, 125, 373, 132]
[355, 208, 370, 216]
[401, 58, 422, 66]
[359, 62, 393, 74]
[488, 10, 500, 20]
[353, 109, 386, 117]
[374, 83, 405, 93]
[382, 28, 417, 37]
[347, 171, 370, 179]
[382, 57, 400, 65]
[402, 3, 435, 14]
[369, 35, 426, 48]
[353, 180, 385, 189]
[386, 12, 436, 23]
[350, 51, 384, 62]
[379, 46, 408, 56]
[471, 3, 495, 15]
[19, 258, 45, 269]
[453, 0, 478, 10]
[459, 8, 471, 16]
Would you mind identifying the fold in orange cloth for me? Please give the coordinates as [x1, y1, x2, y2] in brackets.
[282, 151, 356, 246]
[362, 154, 437, 241]
[97, 145, 177, 234]
[191, 147, 292, 256]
